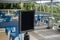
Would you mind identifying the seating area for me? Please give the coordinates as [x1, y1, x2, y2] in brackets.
[34, 13, 49, 25]
[0, 10, 50, 40]
[0, 0, 60, 40]
[0, 11, 20, 40]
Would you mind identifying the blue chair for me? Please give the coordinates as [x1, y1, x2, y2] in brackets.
[3, 16, 12, 22]
[5, 27, 11, 35]
[5, 25, 19, 40]
[35, 14, 38, 24]
[35, 17, 38, 24]
[5, 26, 16, 36]
[10, 33, 22, 40]
[37, 15, 41, 22]
[0, 11, 5, 17]
[10, 32, 17, 40]
[14, 10, 20, 16]
[5, 27, 17, 40]
[9, 27, 18, 40]
[45, 19, 49, 24]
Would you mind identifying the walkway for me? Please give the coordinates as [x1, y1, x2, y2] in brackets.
[30, 25, 60, 40]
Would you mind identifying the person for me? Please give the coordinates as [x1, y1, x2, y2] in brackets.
[24, 32, 30, 40]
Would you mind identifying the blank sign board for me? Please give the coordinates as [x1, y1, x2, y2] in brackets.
[19, 10, 35, 33]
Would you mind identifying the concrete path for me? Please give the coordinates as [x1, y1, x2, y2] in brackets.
[30, 25, 60, 40]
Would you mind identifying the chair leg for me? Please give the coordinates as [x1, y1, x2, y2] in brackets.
[19, 34, 22, 40]
[10, 37, 15, 40]
[12, 37, 15, 40]
[9, 36, 11, 40]
[5, 29, 8, 35]
[8, 31, 11, 40]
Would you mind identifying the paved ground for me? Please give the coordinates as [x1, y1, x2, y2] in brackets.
[0, 32, 9, 40]
[22, 33, 38, 40]
[0, 28, 38, 40]
[30, 25, 60, 40]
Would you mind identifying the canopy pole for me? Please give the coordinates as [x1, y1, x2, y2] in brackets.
[51, 0, 53, 17]
[40, 0, 41, 12]
[46, 0, 54, 29]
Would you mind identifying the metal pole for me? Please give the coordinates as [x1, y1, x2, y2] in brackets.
[51, 0, 53, 17]
[8, 9, 10, 15]
[51, 0, 54, 28]
[48, 0, 53, 17]
[40, 0, 41, 12]
[46, 0, 53, 29]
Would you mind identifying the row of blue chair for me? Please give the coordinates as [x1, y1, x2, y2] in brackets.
[34, 14, 49, 25]
[0, 11, 6, 17]
[2, 16, 12, 22]
[0, 11, 12, 22]
[35, 14, 43, 25]
[0, 11, 20, 40]
[0, 10, 19, 17]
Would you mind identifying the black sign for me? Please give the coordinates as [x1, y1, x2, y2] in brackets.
[19, 10, 35, 33]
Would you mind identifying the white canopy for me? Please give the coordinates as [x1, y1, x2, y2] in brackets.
[0, 0, 60, 3]
[0, 0, 20, 3]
